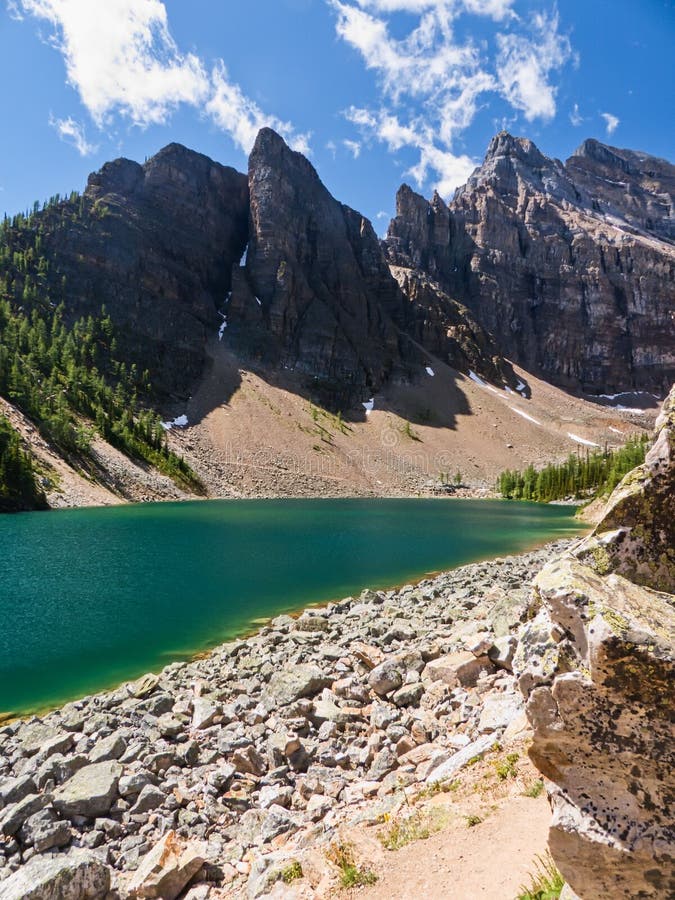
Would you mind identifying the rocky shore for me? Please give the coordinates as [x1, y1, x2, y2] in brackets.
[0, 539, 574, 899]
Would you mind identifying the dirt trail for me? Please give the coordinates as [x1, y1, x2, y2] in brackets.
[339, 742, 553, 900]
[353, 796, 550, 900]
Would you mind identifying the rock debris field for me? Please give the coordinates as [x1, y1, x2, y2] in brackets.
[0, 540, 573, 899]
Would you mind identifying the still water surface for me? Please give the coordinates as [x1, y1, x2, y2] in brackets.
[0, 498, 583, 714]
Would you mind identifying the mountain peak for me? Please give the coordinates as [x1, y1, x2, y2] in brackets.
[484, 131, 546, 166]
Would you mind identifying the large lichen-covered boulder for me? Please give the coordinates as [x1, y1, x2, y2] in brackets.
[0, 850, 110, 900]
[576, 383, 675, 592]
[515, 385, 675, 899]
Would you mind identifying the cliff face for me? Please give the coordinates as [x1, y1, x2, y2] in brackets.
[514, 386, 675, 898]
[4, 131, 509, 415]
[227, 129, 408, 407]
[385, 133, 675, 396]
[64, 145, 249, 396]
[4, 129, 673, 416]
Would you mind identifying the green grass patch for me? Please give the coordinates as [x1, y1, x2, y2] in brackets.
[280, 861, 303, 884]
[327, 842, 378, 889]
[517, 852, 565, 900]
[523, 779, 545, 799]
[494, 751, 520, 781]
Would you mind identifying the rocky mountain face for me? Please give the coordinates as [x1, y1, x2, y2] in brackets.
[42, 144, 249, 396]
[3, 131, 511, 413]
[2, 129, 673, 418]
[227, 128, 513, 406]
[515, 386, 675, 898]
[385, 133, 675, 396]
[227, 128, 409, 407]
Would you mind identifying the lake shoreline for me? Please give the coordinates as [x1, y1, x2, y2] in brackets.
[2, 501, 585, 720]
[0, 536, 578, 895]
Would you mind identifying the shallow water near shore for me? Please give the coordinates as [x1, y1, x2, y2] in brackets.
[0, 498, 582, 715]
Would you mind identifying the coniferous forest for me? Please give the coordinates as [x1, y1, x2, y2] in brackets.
[0, 199, 202, 510]
[0, 416, 47, 511]
[496, 435, 649, 503]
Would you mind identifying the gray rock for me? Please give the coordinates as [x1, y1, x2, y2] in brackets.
[260, 804, 299, 843]
[0, 775, 37, 806]
[367, 749, 398, 781]
[19, 809, 71, 853]
[258, 784, 293, 810]
[191, 698, 221, 731]
[36, 733, 75, 762]
[370, 704, 399, 730]
[265, 664, 331, 705]
[118, 772, 152, 798]
[0, 793, 50, 837]
[368, 660, 403, 697]
[246, 852, 302, 899]
[231, 745, 267, 777]
[294, 615, 329, 632]
[89, 733, 127, 764]
[477, 691, 523, 733]
[426, 734, 496, 784]
[52, 761, 122, 819]
[0, 850, 110, 900]
[126, 830, 206, 900]
[488, 635, 518, 672]
[129, 784, 165, 815]
[392, 682, 425, 708]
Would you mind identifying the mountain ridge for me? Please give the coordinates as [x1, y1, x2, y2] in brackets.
[385, 131, 675, 395]
[0, 128, 671, 508]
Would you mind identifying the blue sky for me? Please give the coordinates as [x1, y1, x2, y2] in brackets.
[2, 0, 673, 229]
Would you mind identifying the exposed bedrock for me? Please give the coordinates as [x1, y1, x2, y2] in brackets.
[228, 128, 408, 408]
[66, 144, 249, 397]
[514, 386, 675, 898]
[385, 133, 675, 396]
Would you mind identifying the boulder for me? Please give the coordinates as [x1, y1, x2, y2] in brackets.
[19, 808, 71, 852]
[488, 635, 517, 671]
[423, 651, 495, 688]
[0, 850, 110, 900]
[190, 697, 220, 731]
[477, 691, 523, 733]
[129, 784, 166, 816]
[0, 775, 37, 806]
[127, 830, 206, 899]
[425, 734, 495, 784]
[0, 792, 50, 837]
[515, 388, 675, 898]
[368, 660, 403, 697]
[52, 761, 122, 819]
[265, 664, 331, 705]
[89, 733, 127, 763]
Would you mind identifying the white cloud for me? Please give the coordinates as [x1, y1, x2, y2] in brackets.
[49, 114, 98, 155]
[16, 0, 308, 155]
[206, 62, 310, 155]
[343, 138, 361, 158]
[19, 0, 210, 127]
[495, 13, 571, 121]
[353, 0, 515, 19]
[376, 210, 389, 218]
[569, 102, 583, 127]
[329, 1, 572, 195]
[345, 106, 476, 196]
[601, 112, 619, 136]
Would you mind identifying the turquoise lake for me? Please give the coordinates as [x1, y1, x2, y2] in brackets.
[0, 498, 583, 715]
